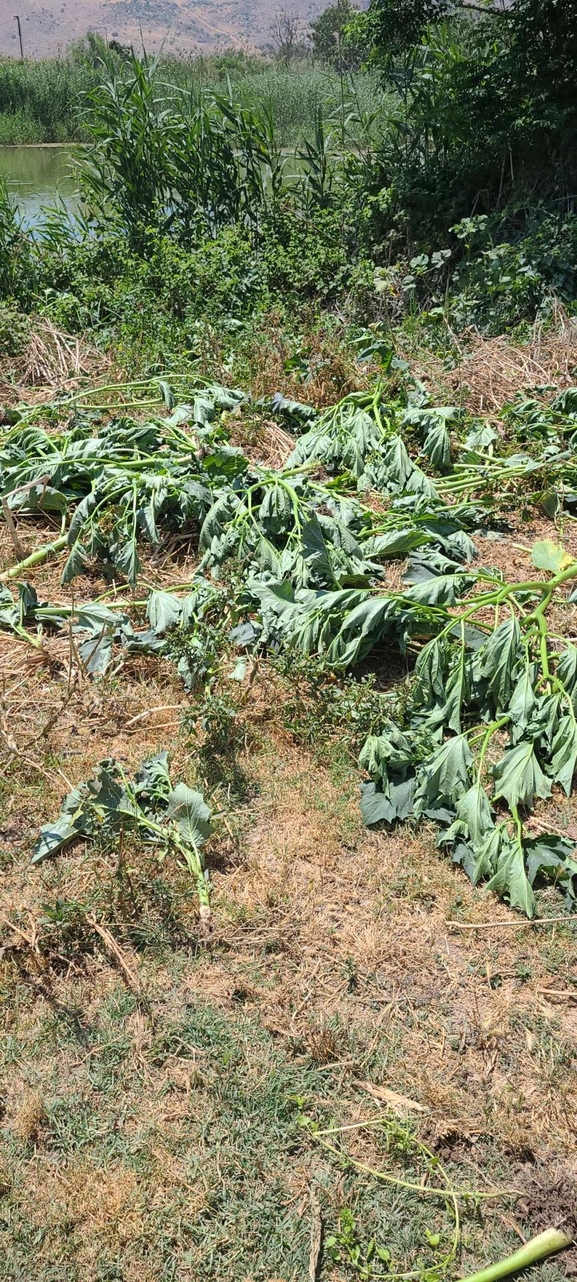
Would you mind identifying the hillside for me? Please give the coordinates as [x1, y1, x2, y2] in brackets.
[0, 0, 328, 59]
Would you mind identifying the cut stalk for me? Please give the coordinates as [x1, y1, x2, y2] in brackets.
[459, 1228, 572, 1282]
[0, 535, 67, 582]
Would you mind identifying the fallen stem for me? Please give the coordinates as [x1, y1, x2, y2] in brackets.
[459, 1228, 572, 1282]
[446, 916, 576, 930]
[0, 535, 68, 582]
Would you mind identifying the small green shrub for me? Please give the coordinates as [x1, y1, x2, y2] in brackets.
[261, 203, 350, 299]
[0, 302, 30, 356]
[450, 212, 577, 332]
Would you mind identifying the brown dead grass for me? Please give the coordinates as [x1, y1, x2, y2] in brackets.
[0, 317, 110, 405]
[238, 310, 375, 408]
[2, 696, 577, 1272]
[225, 415, 295, 469]
[2, 342, 577, 1274]
[11, 1089, 46, 1145]
[409, 315, 577, 413]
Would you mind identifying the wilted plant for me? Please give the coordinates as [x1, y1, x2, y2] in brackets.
[33, 754, 214, 919]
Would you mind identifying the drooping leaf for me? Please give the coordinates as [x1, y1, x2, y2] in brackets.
[362, 528, 426, 559]
[423, 418, 452, 472]
[557, 645, 577, 703]
[135, 752, 172, 803]
[550, 717, 577, 794]
[61, 541, 89, 585]
[475, 616, 522, 713]
[360, 777, 415, 826]
[509, 664, 537, 741]
[31, 782, 91, 863]
[165, 783, 212, 848]
[113, 537, 141, 585]
[78, 630, 114, 676]
[484, 835, 536, 917]
[147, 591, 182, 635]
[493, 740, 552, 810]
[417, 734, 472, 806]
[525, 833, 575, 886]
[297, 513, 336, 587]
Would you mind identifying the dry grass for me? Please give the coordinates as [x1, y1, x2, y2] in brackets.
[225, 414, 295, 468]
[2, 340, 577, 1279]
[0, 316, 109, 405]
[237, 310, 375, 408]
[409, 314, 577, 413]
[2, 669, 577, 1275]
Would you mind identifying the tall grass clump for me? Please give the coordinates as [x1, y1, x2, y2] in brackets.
[0, 53, 98, 141]
[0, 175, 33, 298]
[78, 52, 356, 252]
[162, 57, 383, 145]
[0, 42, 386, 147]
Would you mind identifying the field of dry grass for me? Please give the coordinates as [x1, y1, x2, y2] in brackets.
[1, 325, 577, 1281]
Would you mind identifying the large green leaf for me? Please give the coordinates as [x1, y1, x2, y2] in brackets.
[61, 541, 89, 585]
[423, 419, 452, 472]
[550, 717, 577, 794]
[509, 664, 537, 741]
[31, 782, 91, 863]
[113, 537, 141, 585]
[493, 740, 552, 810]
[165, 783, 212, 848]
[476, 616, 522, 713]
[362, 528, 426, 559]
[484, 835, 536, 918]
[417, 734, 472, 805]
[531, 539, 573, 573]
[455, 783, 494, 847]
[147, 590, 182, 635]
[297, 513, 337, 587]
[360, 777, 415, 826]
[135, 752, 172, 803]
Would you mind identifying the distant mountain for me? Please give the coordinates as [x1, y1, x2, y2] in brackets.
[1, 0, 331, 59]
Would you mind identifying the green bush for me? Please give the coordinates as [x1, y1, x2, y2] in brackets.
[138, 230, 267, 322]
[261, 203, 351, 299]
[0, 109, 42, 144]
[449, 213, 577, 333]
[0, 302, 30, 356]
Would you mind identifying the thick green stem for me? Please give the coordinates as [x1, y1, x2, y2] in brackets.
[0, 535, 67, 582]
[459, 1228, 572, 1282]
[139, 813, 210, 919]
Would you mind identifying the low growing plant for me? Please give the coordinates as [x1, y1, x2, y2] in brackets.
[33, 753, 214, 919]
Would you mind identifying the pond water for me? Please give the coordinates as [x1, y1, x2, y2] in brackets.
[0, 145, 81, 227]
[0, 143, 305, 229]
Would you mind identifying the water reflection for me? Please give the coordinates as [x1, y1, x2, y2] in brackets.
[0, 145, 81, 227]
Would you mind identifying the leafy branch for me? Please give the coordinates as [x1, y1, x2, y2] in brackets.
[33, 754, 214, 919]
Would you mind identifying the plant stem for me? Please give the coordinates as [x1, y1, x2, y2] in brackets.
[458, 1228, 572, 1282]
[0, 534, 67, 582]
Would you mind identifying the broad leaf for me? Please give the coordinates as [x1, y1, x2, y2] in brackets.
[550, 717, 577, 794]
[165, 783, 212, 848]
[484, 835, 536, 917]
[417, 734, 472, 805]
[476, 616, 522, 713]
[455, 783, 494, 847]
[493, 740, 552, 810]
[147, 591, 182, 635]
[362, 528, 426, 559]
[531, 539, 573, 573]
[32, 782, 90, 863]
